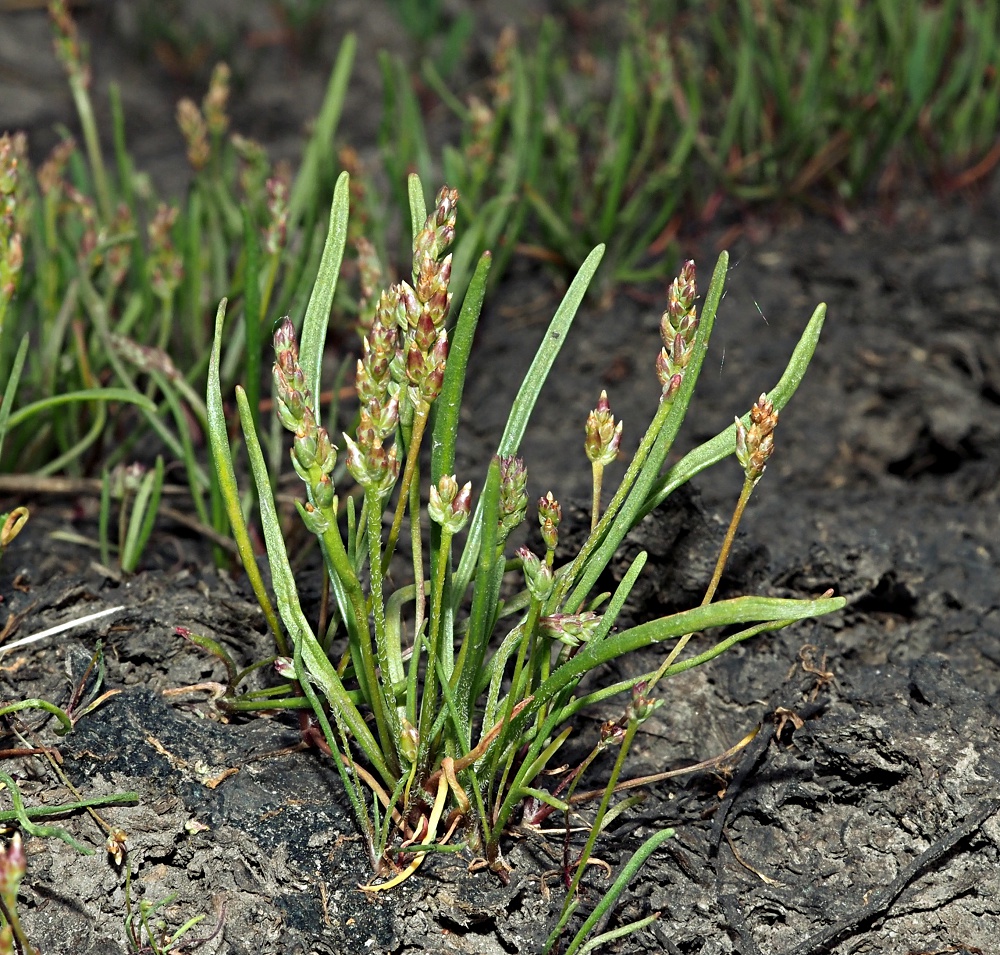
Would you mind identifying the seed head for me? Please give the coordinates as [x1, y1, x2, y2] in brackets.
[585, 390, 623, 467]
[657, 260, 699, 402]
[429, 474, 473, 533]
[538, 611, 600, 647]
[517, 546, 554, 601]
[735, 393, 778, 484]
[497, 455, 528, 541]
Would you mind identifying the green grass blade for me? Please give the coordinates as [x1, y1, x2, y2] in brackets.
[121, 455, 163, 573]
[299, 171, 351, 416]
[0, 334, 29, 469]
[454, 243, 604, 598]
[563, 827, 675, 955]
[430, 251, 492, 486]
[533, 594, 845, 719]
[206, 299, 284, 649]
[288, 34, 356, 227]
[408, 173, 427, 247]
[243, 205, 263, 437]
[6, 388, 156, 430]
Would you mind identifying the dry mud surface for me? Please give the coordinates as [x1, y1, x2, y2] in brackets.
[2, 2, 1000, 953]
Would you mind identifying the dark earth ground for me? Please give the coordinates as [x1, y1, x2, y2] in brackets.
[2, 2, 1000, 953]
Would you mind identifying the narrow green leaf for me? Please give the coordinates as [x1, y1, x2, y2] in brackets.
[243, 205, 263, 436]
[121, 454, 163, 573]
[289, 33, 356, 226]
[408, 173, 427, 247]
[0, 335, 29, 469]
[206, 299, 284, 650]
[431, 251, 492, 486]
[6, 388, 156, 430]
[299, 171, 351, 417]
[535, 594, 845, 714]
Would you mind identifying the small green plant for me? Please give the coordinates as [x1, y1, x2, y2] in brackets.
[207, 171, 843, 941]
[123, 863, 220, 955]
[0, 2, 356, 567]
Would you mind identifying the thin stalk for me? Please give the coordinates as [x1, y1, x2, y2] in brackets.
[66, 74, 112, 223]
[365, 488, 403, 755]
[560, 719, 639, 915]
[648, 471, 754, 691]
[416, 526, 455, 771]
[316, 501, 397, 776]
[383, 403, 431, 573]
[408, 473, 427, 711]
[590, 461, 604, 533]
[489, 595, 543, 810]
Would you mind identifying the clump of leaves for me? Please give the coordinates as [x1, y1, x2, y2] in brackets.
[206, 174, 842, 937]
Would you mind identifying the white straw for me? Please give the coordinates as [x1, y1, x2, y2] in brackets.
[0, 605, 125, 657]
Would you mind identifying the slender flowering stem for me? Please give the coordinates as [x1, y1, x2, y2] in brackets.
[649, 393, 779, 690]
[382, 401, 431, 574]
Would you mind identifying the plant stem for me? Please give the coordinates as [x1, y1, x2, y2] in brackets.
[366, 489, 398, 726]
[648, 472, 754, 691]
[68, 74, 112, 223]
[416, 527, 454, 773]
[383, 403, 430, 574]
[320, 498, 397, 775]
[590, 461, 604, 533]
[562, 719, 639, 909]
[489, 594, 543, 811]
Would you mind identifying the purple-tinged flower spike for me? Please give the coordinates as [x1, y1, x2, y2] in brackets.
[518, 546, 554, 601]
[735, 393, 778, 485]
[538, 611, 600, 648]
[342, 433, 399, 498]
[538, 492, 561, 552]
[356, 295, 400, 410]
[656, 260, 699, 402]
[626, 680, 663, 724]
[232, 133, 270, 201]
[50, 0, 90, 87]
[202, 63, 231, 139]
[146, 203, 183, 301]
[272, 318, 340, 509]
[176, 98, 210, 171]
[585, 391, 623, 468]
[0, 831, 25, 906]
[413, 187, 459, 282]
[497, 455, 528, 543]
[600, 718, 627, 747]
[37, 138, 74, 198]
[429, 475, 473, 534]
[358, 395, 400, 445]
[585, 390, 622, 532]
[355, 236, 384, 335]
[263, 175, 289, 257]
